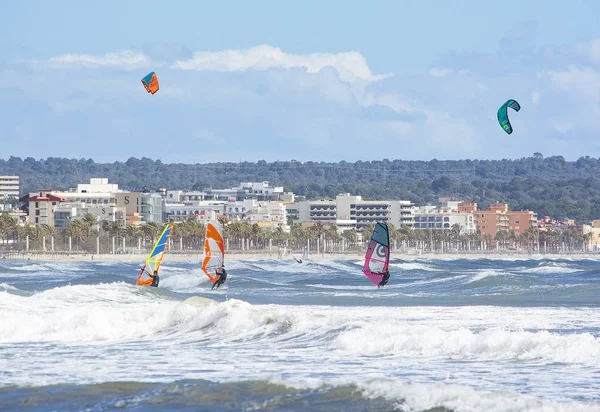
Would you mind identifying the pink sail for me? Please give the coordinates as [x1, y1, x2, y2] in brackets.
[362, 222, 390, 286]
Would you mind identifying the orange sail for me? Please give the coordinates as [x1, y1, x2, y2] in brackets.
[201, 220, 225, 282]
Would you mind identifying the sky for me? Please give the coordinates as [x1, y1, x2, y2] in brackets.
[2, 0, 600, 163]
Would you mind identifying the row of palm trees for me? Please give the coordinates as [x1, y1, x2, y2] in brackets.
[0, 212, 594, 254]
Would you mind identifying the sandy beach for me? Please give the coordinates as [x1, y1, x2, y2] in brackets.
[2, 250, 600, 262]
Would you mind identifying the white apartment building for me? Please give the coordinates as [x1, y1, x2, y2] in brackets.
[165, 201, 226, 222]
[28, 178, 141, 226]
[53, 178, 140, 219]
[412, 207, 476, 233]
[0, 176, 19, 200]
[167, 181, 294, 203]
[296, 193, 414, 231]
[140, 193, 164, 223]
[53, 202, 127, 230]
[225, 198, 288, 231]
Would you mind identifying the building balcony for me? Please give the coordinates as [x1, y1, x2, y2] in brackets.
[310, 206, 336, 211]
[357, 216, 390, 221]
[355, 205, 389, 211]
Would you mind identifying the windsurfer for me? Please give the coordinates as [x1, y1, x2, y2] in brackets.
[211, 266, 228, 289]
[377, 270, 390, 288]
[137, 268, 160, 287]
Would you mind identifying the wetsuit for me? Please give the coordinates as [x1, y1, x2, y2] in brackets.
[211, 268, 228, 289]
[137, 270, 160, 287]
[378, 271, 390, 288]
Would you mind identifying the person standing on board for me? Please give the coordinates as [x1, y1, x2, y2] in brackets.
[137, 269, 160, 287]
[212, 266, 228, 289]
[378, 270, 390, 288]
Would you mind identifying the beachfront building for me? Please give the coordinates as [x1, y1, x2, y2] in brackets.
[140, 193, 164, 223]
[28, 190, 67, 226]
[285, 204, 299, 224]
[53, 202, 127, 230]
[51, 178, 141, 224]
[296, 193, 414, 231]
[0, 176, 19, 202]
[508, 210, 538, 235]
[224, 198, 289, 231]
[164, 201, 226, 222]
[27, 178, 143, 227]
[167, 181, 295, 203]
[412, 207, 476, 234]
[589, 220, 600, 249]
[459, 202, 537, 238]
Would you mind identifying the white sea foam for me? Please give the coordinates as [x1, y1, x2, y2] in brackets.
[466, 269, 508, 283]
[389, 262, 440, 271]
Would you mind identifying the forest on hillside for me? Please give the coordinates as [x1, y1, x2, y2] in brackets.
[3, 153, 600, 223]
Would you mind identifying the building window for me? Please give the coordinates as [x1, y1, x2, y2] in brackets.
[515, 220, 520, 224]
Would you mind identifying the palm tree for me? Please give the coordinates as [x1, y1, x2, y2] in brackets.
[450, 223, 462, 250]
[66, 220, 87, 250]
[140, 221, 162, 245]
[341, 229, 358, 250]
[82, 214, 99, 237]
[288, 223, 307, 250]
[0, 213, 19, 246]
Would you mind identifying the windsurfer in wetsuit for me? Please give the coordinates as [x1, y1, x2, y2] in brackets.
[377, 270, 390, 288]
[150, 270, 160, 287]
[137, 268, 160, 287]
[212, 266, 228, 289]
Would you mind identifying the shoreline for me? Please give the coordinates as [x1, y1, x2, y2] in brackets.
[2, 250, 600, 262]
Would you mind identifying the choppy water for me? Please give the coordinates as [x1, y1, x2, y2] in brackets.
[1, 257, 600, 411]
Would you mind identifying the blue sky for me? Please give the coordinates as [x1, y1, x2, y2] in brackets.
[2, 0, 600, 162]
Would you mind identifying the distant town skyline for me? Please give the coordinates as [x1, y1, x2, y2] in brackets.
[2, 1, 600, 163]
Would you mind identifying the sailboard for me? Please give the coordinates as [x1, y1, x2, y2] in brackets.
[202, 220, 225, 283]
[362, 222, 390, 286]
[136, 223, 173, 286]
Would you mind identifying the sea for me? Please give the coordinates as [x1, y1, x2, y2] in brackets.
[1, 256, 600, 412]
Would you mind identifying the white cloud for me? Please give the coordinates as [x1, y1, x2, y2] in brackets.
[551, 119, 573, 133]
[429, 68, 453, 77]
[531, 91, 540, 105]
[574, 38, 600, 64]
[41, 50, 151, 70]
[171, 44, 388, 83]
[545, 66, 600, 101]
[25, 45, 389, 86]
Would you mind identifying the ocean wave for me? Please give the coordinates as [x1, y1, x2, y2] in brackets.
[2, 378, 597, 412]
[335, 323, 600, 366]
